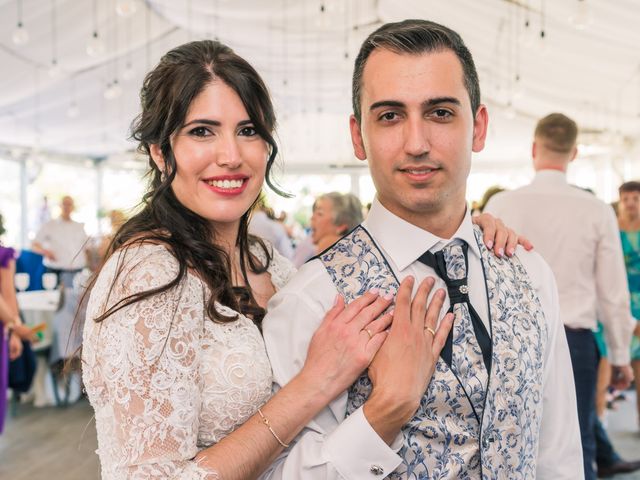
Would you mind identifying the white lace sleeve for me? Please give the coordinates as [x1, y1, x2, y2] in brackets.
[250, 240, 297, 290]
[83, 245, 219, 480]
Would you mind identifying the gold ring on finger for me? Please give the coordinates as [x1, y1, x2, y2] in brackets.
[363, 328, 373, 339]
[424, 326, 436, 337]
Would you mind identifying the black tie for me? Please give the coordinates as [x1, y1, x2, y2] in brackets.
[417, 242, 492, 373]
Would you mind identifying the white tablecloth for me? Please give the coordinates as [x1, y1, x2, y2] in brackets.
[16, 288, 81, 407]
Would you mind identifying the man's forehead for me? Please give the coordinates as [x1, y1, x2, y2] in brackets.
[360, 48, 467, 102]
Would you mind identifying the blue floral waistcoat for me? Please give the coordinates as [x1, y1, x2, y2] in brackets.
[318, 225, 547, 479]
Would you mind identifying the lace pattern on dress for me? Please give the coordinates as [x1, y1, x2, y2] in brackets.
[82, 242, 295, 479]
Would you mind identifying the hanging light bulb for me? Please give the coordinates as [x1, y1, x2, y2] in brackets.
[67, 102, 79, 118]
[110, 79, 123, 99]
[569, 0, 593, 29]
[48, 59, 61, 78]
[121, 62, 135, 81]
[115, 0, 138, 17]
[536, 29, 548, 56]
[504, 101, 517, 120]
[512, 75, 524, 100]
[87, 31, 106, 57]
[12, 21, 29, 45]
[104, 80, 122, 100]
[104, 83, 114, 100]
[520, 19, 536, 48]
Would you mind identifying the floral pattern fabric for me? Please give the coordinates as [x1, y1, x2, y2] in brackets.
[443, 243, 489, 423]
[320, 226, 547, 479]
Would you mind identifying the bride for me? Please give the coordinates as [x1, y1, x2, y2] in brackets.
[82, 40, 522, 479]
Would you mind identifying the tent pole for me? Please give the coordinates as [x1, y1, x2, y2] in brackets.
[19, 157, 28, 248]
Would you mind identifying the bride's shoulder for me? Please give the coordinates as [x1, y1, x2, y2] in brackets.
[249, 237, 297, 289]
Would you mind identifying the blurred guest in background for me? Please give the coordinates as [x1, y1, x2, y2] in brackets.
[86, 209, 128, 272]
[293, 192, 363, 267]
[249, 196, 293, 259]
[32, 195, 89, 288]
[617, 180, 640, 429]
[486, 113, 637, 479]
[0, 212, 34, 433]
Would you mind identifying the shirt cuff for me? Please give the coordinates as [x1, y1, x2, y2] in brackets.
[608, 347, 631, 366]
[322, 406, 403, 479]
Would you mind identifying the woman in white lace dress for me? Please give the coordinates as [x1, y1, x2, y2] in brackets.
[82, 40, 524, 479]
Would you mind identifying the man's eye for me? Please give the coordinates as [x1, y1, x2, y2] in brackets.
[381, 112, 397, 121]
[434, 109, 451, 118]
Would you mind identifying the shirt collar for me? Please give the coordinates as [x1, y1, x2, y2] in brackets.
[532, 169, 568, 186]
[362, 197, 481, 272]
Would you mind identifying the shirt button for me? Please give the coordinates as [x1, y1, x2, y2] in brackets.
[481, 437, 490, 449]
[370, 464, 384, 476]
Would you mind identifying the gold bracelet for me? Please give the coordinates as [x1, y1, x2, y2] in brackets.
[257, 408, 290, 448]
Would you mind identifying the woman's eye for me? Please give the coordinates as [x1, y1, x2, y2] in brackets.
[239, 126, 257, 136]
[189, 126, 210, 137]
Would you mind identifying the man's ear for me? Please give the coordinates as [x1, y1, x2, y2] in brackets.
[149, 144, 165, 173]
[349, 115, 367, 161]
[570, 145, 578, 162]
[471, 104, 489, 153]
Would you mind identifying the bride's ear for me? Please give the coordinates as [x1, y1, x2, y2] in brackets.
[149, 144, 165, 173]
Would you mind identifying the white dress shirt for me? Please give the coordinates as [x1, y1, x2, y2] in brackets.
[261, 198, 582, 480]
[34, 218, 88, 270]
[485, 169, 636, 365]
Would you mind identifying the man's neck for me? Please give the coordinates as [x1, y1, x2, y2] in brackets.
[60, 215, 72, 222]
[535, 165, 566, 173]
[379, 199, 467, 239]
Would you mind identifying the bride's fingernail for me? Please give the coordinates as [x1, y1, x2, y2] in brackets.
[486, 240, 494, 249]
[369, 287, 379, 295]
[383, 292, 394, 301]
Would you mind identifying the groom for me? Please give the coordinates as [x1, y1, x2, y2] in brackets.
[263, 19, 582, 479]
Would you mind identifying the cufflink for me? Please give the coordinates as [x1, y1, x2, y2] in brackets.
[370, 464, 384, 476]
[459, 285, 469, 294]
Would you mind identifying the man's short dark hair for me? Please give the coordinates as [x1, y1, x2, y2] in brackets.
[619, 181, 640, 195]
[352, 19, 481, 123]
[534, 113, 578, 154]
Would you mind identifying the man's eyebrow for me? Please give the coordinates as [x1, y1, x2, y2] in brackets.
[369, 100, 405, 111]
[368, 97, 462, 112]
[423, 97, 461, 107]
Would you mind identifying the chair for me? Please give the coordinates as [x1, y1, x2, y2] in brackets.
[15, 250, 46, 291]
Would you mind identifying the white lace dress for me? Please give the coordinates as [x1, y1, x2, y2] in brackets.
[82, 243, 296, 479]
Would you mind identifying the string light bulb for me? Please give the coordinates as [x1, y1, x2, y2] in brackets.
[86, 31, 106, 57]
[12, 21, 29, 45]
[569, 0, 593, 29]
[115, 0, 138, 17]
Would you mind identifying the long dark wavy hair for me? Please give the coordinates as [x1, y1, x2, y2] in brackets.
[92, 40, 286, 328]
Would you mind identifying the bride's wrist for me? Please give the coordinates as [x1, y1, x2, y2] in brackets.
[288, 370, 337, 410]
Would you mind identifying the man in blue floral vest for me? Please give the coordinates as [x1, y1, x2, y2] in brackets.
[263, 19, 582, 479]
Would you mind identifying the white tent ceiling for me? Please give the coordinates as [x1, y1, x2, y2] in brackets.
[0, 0, 639, 170]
